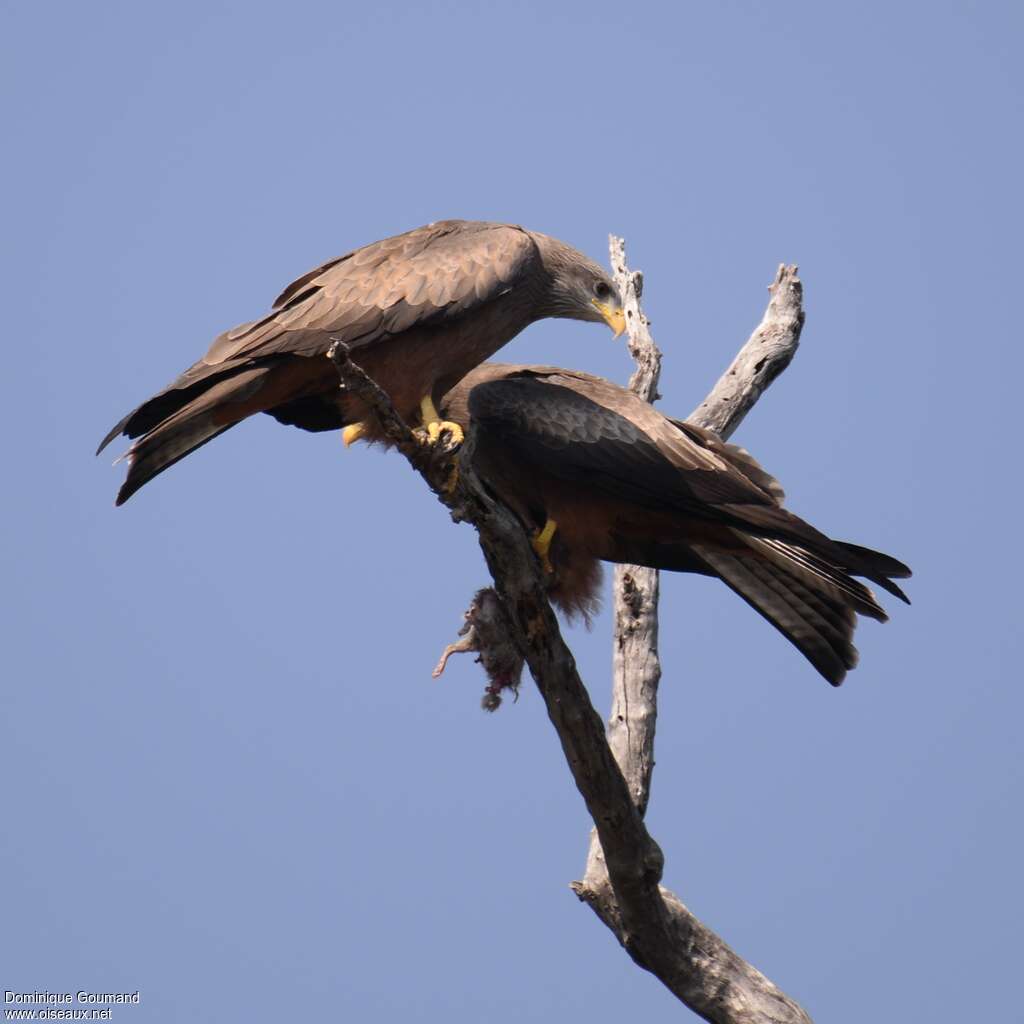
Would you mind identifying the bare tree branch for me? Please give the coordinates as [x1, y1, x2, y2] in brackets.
[572, 247, 808, 1023]
[689, 264, 804, 440]
[610, 235, 664, 406]
[604, 236, 663, 818]
[329, 257, 810, 1023]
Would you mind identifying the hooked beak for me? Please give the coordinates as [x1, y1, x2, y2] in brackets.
[592, 299, 626, 338]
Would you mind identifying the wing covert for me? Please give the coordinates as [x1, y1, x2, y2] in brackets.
[201, 221, 538, 366]
[466, 377, 777, 513]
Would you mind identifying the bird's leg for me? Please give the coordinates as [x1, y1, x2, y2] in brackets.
[419, 395, 465, 447]
[342, 422, 368, 447]
[531, 518, 558, 575]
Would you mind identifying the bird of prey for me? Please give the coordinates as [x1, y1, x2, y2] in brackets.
[98, 220, 625, 505]
[441, 364, 911, 686]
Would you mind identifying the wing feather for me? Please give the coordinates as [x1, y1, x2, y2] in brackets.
[464, 372, 909, 593]
[201, 221, 537, 366]
[466, 377, 777, 512]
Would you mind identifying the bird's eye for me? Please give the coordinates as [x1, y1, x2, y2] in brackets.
[593, 281, 612, 300]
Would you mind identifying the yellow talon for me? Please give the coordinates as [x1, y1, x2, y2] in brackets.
[342, 422, 368, 447]
[531, 518, 558, 574]
[424, 419, 465, 446]
[420, 395, 464, 447]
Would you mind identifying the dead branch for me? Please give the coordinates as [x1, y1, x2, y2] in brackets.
[328, 255, 809, 1023]
[573, 245, 808, 1023]
[602, 235, 664, 818]
[689, 265, 804, 440]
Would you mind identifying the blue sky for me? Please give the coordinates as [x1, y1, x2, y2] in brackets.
[3, 1, 1021, 1020]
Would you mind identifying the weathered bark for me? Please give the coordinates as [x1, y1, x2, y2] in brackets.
[689, 264, 804, 440]
[328, 253, 810, 1023]
[604, 235, 663, 818]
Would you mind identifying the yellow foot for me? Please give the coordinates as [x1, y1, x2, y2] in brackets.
[531, 518, 558, 575]
[424, 419, 465, 446]
[342, 422, 368, 447]
[419, 395, 465, 448]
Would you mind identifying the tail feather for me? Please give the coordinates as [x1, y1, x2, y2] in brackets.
[97, 410, 136, 456]
[834, 541, 912, 603]
[116, 422, 235, 506]
[717, 502, 912, 599]
[666, 417, 912, 612]
[692, 539, 878, 686]
[97, 360, 251, 455]
[110, 366, 271, 505]
[746, 535, 888, 621]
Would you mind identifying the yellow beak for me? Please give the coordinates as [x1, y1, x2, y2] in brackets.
[592, 299, 626, 338]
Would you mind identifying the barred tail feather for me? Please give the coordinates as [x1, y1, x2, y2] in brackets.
[692, 541, 870, 686]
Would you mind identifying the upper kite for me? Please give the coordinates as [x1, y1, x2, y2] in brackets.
[98, 220, 624, 505]
[442, 364, 911, 686]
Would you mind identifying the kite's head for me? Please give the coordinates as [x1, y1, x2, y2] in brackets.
[588, 276, 627, 338]
[562, 259, 625, 337]
[532, 234, 626, 337]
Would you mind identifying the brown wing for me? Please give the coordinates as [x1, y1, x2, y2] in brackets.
[449, 365, 784, 505]
[463, 368, 785, 512]
[98, 222, 539, 454]
[669, 418, 786, 503]
[201, 219, 538, 364]
[468, 367, 909, 593]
